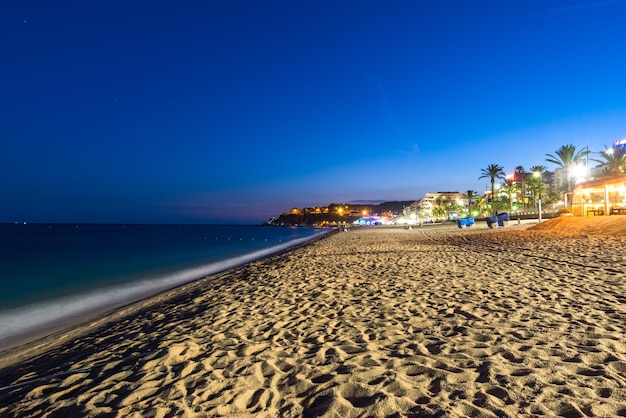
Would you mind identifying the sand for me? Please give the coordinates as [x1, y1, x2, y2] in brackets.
[1, 217, 626, 417]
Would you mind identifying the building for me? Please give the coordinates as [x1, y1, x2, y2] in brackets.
[552, 168, 568, 191]
[403, 192, 465, 221]
[572, 174, 626, 216]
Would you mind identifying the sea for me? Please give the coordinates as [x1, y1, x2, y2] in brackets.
[0, 223, 331, 348]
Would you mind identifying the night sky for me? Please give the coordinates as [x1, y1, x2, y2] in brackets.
[3, 1, 625, 224]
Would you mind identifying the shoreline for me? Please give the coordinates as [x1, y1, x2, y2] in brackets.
[1, 220, 625, 416]
[0, 229, 334, 355]
[0, 222, 525, 354]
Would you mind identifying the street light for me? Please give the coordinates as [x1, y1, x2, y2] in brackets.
[571, 163, 588, 184]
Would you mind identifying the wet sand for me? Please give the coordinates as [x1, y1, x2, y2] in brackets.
[1, 218, 625, 417]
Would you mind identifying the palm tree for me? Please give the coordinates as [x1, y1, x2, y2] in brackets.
[526, 175, 546, 209]
[500, 180, 519, 213]
[432, 206, 445, 221]
[444, 200, 463, 218]
[545, 190, 562, 210]
[464, 190, 478, 214]
[530, 165, 547, 176]
[514, 166, 526, 210]
[527, 165, 547, 208]
[491, 195, 509, 214]
[593, 146, 626, 177]
[545, 145, 589, 205]
[479, 164, 506, 214]
[475, 197, 487, 215]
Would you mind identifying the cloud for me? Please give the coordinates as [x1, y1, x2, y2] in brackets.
[393, 143, 421, 156]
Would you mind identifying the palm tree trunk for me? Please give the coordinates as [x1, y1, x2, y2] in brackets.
[491, 179, 496, 215]
[521, 178, 525, 210]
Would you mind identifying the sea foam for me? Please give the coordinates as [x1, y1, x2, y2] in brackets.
[0, 232, 326, 349]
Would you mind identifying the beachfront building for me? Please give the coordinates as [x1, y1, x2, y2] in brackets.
[402, 201, 420, 223]
[403, 192, 466, 222]
[554, 164, 605, 186]
[552, 168, 568, 192]
[542, 170, 556, 192]
[571, 174, 626, 216]
[554, 162, 612, 209]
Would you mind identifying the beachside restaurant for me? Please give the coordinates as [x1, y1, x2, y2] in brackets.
[571, 174, 626, 216]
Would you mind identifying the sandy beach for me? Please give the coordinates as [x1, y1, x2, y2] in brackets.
[1, 218, 626, 417]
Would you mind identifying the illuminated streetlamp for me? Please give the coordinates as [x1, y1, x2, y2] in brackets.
[571, 163, 588, 184]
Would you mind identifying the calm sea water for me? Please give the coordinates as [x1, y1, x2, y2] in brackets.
[0, 223, 330, 347]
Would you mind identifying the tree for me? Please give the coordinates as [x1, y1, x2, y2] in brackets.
[443, 200, 463, 218]
[545, 190, 563, 210]
[545, 145, 589, 204]
[593, 146, 626, 177]
[432, 206, 445, 221]
[514, 166, 526, 209]
[527, 166, 547, 208]
[464, 190, 478, 213]
[479, 164, 506, 214]
[475, 197, 487, 215]
[526, 175, 546, 209]
[500, 180, 519, 213]
[492, 195, 509, 214]
[530, 165, 547, 176]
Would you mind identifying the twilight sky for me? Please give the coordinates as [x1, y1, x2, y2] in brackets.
[2, 0, 626, 224]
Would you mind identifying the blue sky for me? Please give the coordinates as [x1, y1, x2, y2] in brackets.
[2, 0, 626, 224]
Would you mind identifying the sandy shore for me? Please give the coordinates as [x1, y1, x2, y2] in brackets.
[1, 219, 626, 417]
